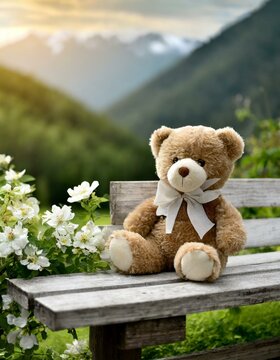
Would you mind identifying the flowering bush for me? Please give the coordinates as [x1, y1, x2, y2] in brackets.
[0, 154, 110, 359]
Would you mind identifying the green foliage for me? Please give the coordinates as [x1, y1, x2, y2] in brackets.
[142, 302, 280, 359]
[0, 157, 110, 359]
[234, 106, 280, 219]
[108, 0, 280, 139]
[0, 66, 155, 205]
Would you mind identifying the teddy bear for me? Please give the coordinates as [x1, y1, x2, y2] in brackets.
[108, 125, 247, 282]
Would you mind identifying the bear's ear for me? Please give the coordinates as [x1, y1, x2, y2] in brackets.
[150, 126, 173, 158]
[216, 127, 244, 161]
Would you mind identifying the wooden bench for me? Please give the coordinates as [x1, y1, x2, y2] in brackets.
[8, 179, 280, 360]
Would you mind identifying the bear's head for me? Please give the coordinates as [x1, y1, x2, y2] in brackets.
[150, 125, 244, 192]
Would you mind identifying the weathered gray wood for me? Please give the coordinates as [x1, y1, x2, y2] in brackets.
[159, 337, 280, 360]
[34, 267, 280, 330]
[8, 252, 280, 310]
[119, 317, 186, 349]
[110, 179, 280, 225]
[244, 218, 280, 248]
[8, 271, 178, 309]
[102, 218, 280, 248]
[89, 325, 141, 360]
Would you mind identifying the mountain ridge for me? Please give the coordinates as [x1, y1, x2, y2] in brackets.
[0, 33, 200, 110]
[107, 0, 280, 139]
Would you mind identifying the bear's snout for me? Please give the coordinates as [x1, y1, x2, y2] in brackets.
[178, 167, 189, 177]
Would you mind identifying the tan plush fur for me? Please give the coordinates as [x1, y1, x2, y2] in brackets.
[109, 125, 246, 282]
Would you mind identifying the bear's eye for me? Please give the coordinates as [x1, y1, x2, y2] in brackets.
[197, 159, 205, 167]
[172, 157, 179, 163]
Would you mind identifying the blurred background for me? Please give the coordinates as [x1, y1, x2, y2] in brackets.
[0, 0, 279, 204]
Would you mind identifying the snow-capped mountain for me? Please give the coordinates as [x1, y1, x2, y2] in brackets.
[0, 32, 201, 110]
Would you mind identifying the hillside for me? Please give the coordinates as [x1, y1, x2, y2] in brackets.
[0, 66, 155, 204]
[0, 33, 199, 110]
[107, 0, 280, 139]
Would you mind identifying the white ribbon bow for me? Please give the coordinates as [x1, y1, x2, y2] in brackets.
[154, 179, 221, 239]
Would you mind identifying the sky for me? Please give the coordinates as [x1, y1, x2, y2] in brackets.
[0, 0, 267, 46]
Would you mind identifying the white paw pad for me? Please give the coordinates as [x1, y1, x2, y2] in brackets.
[109, 236, 133, 271]
[181, 250, 214, 281]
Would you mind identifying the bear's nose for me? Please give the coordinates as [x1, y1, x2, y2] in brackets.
[178, 167, 189, 177]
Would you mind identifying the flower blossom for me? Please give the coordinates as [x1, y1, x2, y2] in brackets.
[5, 169, 26, 182]
[67, 181, 99, 203]
[42, 205, 74, 228]
[13, 183, 33, 196]
[7, 308, 29, 328]
[0, 154, 12, 167]
[20, 244, 50, 271]
[7, 329, 38, 349]
[8, 197, 40, 221]
[73, 221, 102, 252]
[2, 294, 13, 310]
[61, 339, 90, 358]
[0, 223, 28, 257]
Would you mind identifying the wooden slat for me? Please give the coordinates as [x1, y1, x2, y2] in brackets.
[244, 218, 280, 248]
[8, 271, 178, 310]
[118, 317, 186, 349]
[33, 266, 280, 330]
[8, 252, 280, 310]
[110, 179, 280, 225]
[102, 218, 280, 248]
[160, 337, 280, 360]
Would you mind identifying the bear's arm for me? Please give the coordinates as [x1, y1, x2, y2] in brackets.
[215, 196, 246, 255]
[123, 197, 158, 237]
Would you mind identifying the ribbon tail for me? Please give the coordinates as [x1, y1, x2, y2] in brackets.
[166, 198, 183, 234]
[186, 200, 215, 239]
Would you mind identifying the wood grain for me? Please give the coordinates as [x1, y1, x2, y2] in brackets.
[118, 317, 186, 349]
[8, 252, 280, 310]
[110, 179, 280, 225]
[159, 337, 280, 360]
[101, 218, 280, 248]
[33, 266, 280, 330]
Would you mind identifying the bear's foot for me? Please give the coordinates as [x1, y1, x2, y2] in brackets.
[174, 242, 221, 282]
[109, 233, 133, 272]
[108, 230, 166, 274]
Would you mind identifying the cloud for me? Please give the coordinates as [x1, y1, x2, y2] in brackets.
[0, 0, 266, 43]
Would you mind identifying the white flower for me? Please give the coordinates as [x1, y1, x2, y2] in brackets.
[42, 205, 74, 228]
[7, 308, 29, 328]
[0, 154, 12, 167]
[5, 169, 26, 182]
[2, 294, 13, 310]
[20, 244, 50, 271]
[54, 232, 72, 251]
[7, 329, 21, 344]
[8, 197, 40, 221]
[19, 334, 38, 349]
[67, 181, 99, 203]
[1, 184, 12, 192]
[64, 339, 89, 356]
[73, 221, 101, 252]
[54, 222, 78, 236]
[0, 223, 28, 257]
[13, 184, 33, 196]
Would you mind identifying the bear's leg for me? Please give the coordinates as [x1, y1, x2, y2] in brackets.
[174, 242, 221, 282]
[108, 230, 166, 274]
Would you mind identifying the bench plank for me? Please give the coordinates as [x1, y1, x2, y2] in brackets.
[8, 252, 280, 310]
[33, 266, 280, 330]
[110, 179, 280, 225]
[160, 337, 280, 360]
[102, 218, 280, 248]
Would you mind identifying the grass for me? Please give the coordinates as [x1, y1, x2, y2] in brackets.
[37, 302, 280, 358]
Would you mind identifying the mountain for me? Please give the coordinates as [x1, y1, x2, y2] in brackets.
[0, 65, 155, 204]
[0, 33, 200, 110]
[107, 0, 280, 139]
